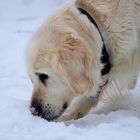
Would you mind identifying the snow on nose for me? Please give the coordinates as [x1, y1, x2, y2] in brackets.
[30, 107, 38, 116]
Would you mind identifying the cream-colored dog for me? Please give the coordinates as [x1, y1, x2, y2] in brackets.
[26, 0, 140, 121]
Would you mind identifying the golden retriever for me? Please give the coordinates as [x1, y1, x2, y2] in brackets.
[26, 0, 140, 121]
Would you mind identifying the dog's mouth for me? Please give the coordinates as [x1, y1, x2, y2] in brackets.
[30, 101, 69, 121]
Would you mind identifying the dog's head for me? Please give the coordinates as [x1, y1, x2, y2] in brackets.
[26, 6, 103, 121]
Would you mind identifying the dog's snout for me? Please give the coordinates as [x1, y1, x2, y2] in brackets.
[43, 104, 62, 121]
[30, 97, 70, 121]
[30, 99, 43, 117]
[30, 100, 60, 121]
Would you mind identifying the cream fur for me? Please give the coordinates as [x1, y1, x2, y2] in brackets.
[26, 0, 140, 121]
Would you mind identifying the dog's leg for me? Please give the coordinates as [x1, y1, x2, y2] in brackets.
[57, 96, 98, 122]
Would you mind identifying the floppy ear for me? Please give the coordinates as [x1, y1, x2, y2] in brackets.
[59, 34, 94, 95]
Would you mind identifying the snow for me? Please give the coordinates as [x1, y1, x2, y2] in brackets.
[0, 0, 140, 140]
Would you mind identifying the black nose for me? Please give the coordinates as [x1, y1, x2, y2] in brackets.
[30, 100, 44, 117]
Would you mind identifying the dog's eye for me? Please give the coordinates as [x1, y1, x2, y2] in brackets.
[36, 73, 49, 85]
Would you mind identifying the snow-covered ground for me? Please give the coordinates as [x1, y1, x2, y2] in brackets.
[0, 0, 140, 140]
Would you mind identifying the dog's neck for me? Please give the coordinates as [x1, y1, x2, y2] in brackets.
[78, 7, 111, 96]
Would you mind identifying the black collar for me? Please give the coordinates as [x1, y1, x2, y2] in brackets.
[78, 8, 111, 76]
[78, 7, 112, 99]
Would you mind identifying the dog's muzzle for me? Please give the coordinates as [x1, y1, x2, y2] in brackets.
[30, 99, 68, 121]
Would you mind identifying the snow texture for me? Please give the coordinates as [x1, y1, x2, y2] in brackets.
[0, 0, 140, 140]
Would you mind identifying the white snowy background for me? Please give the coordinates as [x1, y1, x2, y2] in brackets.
[0, 0, 140, 140]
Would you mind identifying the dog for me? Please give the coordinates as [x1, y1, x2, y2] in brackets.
[26, 0, 140, 121]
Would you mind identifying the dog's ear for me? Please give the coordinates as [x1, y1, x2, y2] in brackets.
[59, 34, 94, 95]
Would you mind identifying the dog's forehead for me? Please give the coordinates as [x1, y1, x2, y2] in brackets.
[32, 48, 51, 68]
[27, 34, 65, 76]
[31, 46, 62, 73]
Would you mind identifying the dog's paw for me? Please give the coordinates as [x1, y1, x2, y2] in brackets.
[56, 111, 84, 122]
